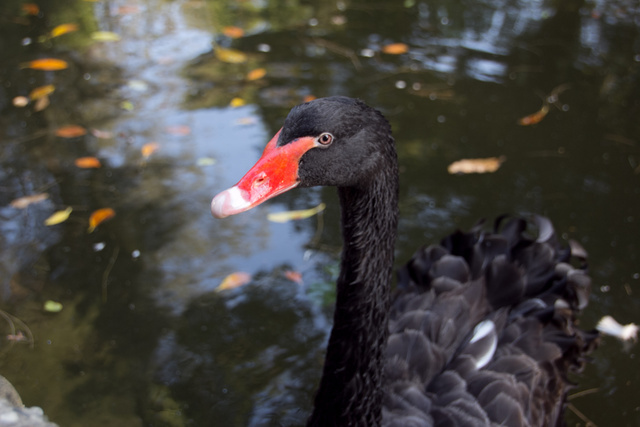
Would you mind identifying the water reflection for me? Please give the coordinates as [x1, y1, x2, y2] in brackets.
[0, 0, 638, 426]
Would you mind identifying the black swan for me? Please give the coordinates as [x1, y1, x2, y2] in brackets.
[210, 97, 597, 426]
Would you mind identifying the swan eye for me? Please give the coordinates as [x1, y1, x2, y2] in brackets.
[317, 133, 333, 146]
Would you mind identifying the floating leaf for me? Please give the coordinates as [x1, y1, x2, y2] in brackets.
[55, 125, 87, 138]
[216, 272, 251, 291]
[246, 68, 267, 81]
[91, 128, 113, 139]
[75, 157, 101, 168]
[116, 5, 141, 14]
[447, 156, 506, 174]
[267, 203, 326, 223]
[597, 315, 638, 342]
[235, 116, 256, 125]
[518, 104, 549, 126]
[22, 58, 69, 71]
[127, 79, 149, 92]
[88, 208, 116, 233]
[120, 100, 134, 111]
[165, 125, 191, 136]
[141, 142, 160, 159]
[215, 47, 247, 64]
[44, 207, 73, 226]
[91, 31, 121, 42]
[284, 270, 303, 285]
[230, 97, 246, 108]
[222, 26, 245, 38]
[12, 96, 29, 107]
[22, 3, 39, 15]
[303, 95, 317, 103]
[44, 300, 63, 313]
[10, 193, 49, 209]
[196, 157, 217, 166]
[382, 43, 409, 54]
[29, 84, 55, 100]
[50, 23, 79, 38]
[34, 96, 50, 112]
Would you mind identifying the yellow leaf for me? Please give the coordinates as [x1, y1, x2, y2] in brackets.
[88, 208, 116, 233]
[75, 157, 101, 168]
[196, 157, 217, 166]
[120, 100, 134, 111]
[215, 47, 247, 64]
[267, 203, 326, 223]
[51, 23, 79, 38]
[230, 97, 246, 107]
[44, 207, 73, 226]
[44, 300, 63, 313]
[246, 68, 267, 81]
[55, 125, 87, 138]
[22, 58, 69, 71]
[10, 193, 49, 209]
[222, 26, 245, 38]
[382, 43, 409, 54]
[216, 272, 251, 291]
[141, 142, 160, 159]
[91, 31, 121, 42]
[29, 84, 55, 100]
[447, 157, 506, 174]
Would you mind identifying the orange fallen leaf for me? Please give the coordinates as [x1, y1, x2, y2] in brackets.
[141, 142, 160, 158]
[222, 26, 245, 38]
[303, 95, 317, 103]
[284, 270, 303, 285]
[10, 193, 49, 209]
[447, 156, 506, 174]
[88, 208, 116, 233]
[29, 84, 55, 100]
[382, 43, 409, 55]
[216, 272, 251, 291]
[44, 207, 73, 226]
[246, 68, 267, 81]
[55, 125, 87, 138]
[75, 157, 101, 168]
[116, 5, 141, 14]
[22, 58, 69, 71]
[22, 3, 39, 15]
[165, 125, 191, 136]
[518, 104, 550, 126]
[50, 23, 79, 38]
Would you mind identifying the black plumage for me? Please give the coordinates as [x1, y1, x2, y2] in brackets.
[215, 97, 599, 426]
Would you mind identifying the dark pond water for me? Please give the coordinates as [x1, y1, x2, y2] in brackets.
[1, 0, 639, 426]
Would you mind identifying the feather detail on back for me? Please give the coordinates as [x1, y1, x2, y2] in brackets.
[383, 217, 598, 427]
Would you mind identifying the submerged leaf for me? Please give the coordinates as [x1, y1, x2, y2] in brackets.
[141, 142, 160, 158]
[44, 207, 73, 226]
[246, 68, 267, 81]
[267, 203, 326, 223]
[88, 208, 116, 233]
[230, 97, 246, 107]
[44, 300, 63, 313]
[10, 193, 49, 209]
[75, 157, 101, 168]
[518, 104, 549, 126]
[216, 272, 251, 291]
[91, 31, 121, 42]
[22, 58, 69, 71]
[55, 125, 87, 138]
[382, 43, 409, 54]
[215, 47, 248, 64]
[222, 26, 245, 38]
[22, 3, 40, 15]
[447, 157, 506, 174]
[91, 128, 113, 139]
[50, 23, 79, 38]
[29, 84, 55, 100]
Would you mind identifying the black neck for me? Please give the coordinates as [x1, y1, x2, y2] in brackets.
[307, 160, 398, 426]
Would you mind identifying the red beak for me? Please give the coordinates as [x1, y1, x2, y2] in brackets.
[211, 129, 316, 218]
